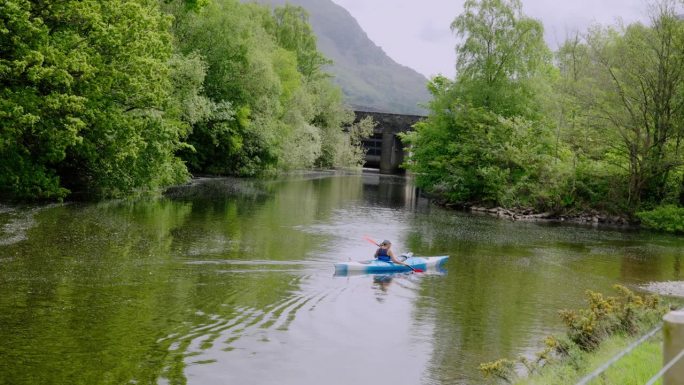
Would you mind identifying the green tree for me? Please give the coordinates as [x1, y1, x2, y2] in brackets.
[167, 0, 368, 175]
[269, 4, 332, 79]
[404, 0, 560, 209]
[582, 1, 684, 208]
[553, 33, 632, 212]
[403, 76, 563, 208]
[1, 0, 189, 200]
[168, 0, 282, 176]
[450, 0, 552, 118]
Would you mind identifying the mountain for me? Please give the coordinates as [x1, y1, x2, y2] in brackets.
[255, 0, 430, 115]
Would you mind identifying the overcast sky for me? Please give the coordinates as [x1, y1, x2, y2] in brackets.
[329, 0, 652, 78]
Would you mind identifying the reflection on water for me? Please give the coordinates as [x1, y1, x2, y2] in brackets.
[1, 171, 683, 385]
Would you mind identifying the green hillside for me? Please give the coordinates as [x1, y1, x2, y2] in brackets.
[256, 0, 430, 115]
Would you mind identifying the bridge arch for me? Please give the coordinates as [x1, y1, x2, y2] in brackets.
[354, 110, 425, 174]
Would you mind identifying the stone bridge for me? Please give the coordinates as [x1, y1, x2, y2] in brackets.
[354, 110, 425, 174]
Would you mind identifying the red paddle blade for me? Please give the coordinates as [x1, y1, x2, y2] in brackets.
[363, 235, 379, 246]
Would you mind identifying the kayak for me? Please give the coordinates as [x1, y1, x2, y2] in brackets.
[334, 255, 449, 275]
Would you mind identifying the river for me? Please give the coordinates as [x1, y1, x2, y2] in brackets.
[1, 172, 682, 385]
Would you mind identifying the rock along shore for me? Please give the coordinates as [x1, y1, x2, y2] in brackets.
[439, 202, 636, 227]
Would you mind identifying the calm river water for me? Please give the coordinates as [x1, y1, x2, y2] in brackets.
[1, 172, 683, 385]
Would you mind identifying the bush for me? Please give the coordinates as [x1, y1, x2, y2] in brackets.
[479, 358, 516, 383]
[637, 205, 684, 234]
[559, 285, 662, 351]
[479, 285, 668, 383]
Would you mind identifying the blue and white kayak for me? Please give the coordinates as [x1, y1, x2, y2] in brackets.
[334, 255, 449, 275]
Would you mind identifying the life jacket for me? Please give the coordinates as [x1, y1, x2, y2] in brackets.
[376, 248, 391, 262]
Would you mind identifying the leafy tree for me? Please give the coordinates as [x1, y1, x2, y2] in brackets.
[167, 0, 368, 175]
[268, 4, 332, 79]
[555, 33, 601, 156]
[404, 0, 559, 209]
[1, 0, 189, 200]
[0, 0, 375, 201]
[163, 0, 209, 11]
[577, 1, 684, 208]
[167, 0, 283, 176]
[402, 78, 505, 203]
[403, 76, 563, 208]
[553, 33, 632, 212]
[450, 0, 552, 118]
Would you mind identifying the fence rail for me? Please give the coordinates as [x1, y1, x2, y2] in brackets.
[574, 324, 662, 385]
[645, 348, 684, 385]
[573, 309, 684, 385]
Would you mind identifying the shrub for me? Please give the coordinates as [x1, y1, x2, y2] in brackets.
[479, 285, 667, 383]
[479, 358, 516, 383]
[637, 205, 684, 234]
[559, 285, 662, 351]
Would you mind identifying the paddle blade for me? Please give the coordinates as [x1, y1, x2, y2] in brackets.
[363, 235, 379, 246]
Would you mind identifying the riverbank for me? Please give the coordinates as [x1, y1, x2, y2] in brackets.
[428, 195, 639, 228]
[479, 285, 680, 385]
[515, 333, 662, 385]
[467, 205, 633, 226]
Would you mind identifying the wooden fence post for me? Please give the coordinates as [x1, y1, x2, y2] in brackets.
[663, 310, 684, 385]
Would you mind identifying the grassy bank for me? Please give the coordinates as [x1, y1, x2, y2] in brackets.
[480, 285, 678, 385]
[516, 333, 662, 385]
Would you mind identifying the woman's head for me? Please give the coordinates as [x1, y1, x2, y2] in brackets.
[380, 240, 391, 248]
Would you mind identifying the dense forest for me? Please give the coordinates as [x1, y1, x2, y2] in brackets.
[0, 0, 373, 201]
[403, 0, 684, 231]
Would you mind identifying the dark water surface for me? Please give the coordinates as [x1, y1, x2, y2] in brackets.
[1, 172, 683, 385]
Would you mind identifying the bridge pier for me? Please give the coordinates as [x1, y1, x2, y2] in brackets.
[355, 110, 424, 174]
[379, 133, 404, 174]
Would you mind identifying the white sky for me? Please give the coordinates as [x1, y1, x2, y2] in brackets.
[330, 0, 651, 78]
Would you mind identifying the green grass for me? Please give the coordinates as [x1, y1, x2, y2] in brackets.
[515, 333, 663, 385]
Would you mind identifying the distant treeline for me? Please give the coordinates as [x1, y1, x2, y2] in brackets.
[0, 0, 373, 201]
[403, 0, 684, 231]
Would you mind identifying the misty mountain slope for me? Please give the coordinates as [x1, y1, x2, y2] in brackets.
[255, 0, 430, 115]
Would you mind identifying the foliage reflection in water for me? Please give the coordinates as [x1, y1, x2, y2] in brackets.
[1, 172, 683, 385]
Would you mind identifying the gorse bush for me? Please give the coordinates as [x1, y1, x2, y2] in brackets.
[559, 286, 662, 351]
[478, 359, 516, 383]
[479, 285, 669, 384]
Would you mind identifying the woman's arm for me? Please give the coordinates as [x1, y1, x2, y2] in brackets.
[389, 250, 408, 265]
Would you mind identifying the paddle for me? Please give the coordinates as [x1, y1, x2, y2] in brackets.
[362, 235, 380, 247]
[362, 236, 423, 273]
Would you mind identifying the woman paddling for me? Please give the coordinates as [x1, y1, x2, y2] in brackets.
[374, 240, 412, 268]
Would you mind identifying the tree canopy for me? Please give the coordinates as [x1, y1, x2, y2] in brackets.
[1, 0, 188, 200]
[404, 0, 684, 224]
[1, 0, 370, 201]
[404, 0, 561, 209]
[450, 0, 552, 118]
